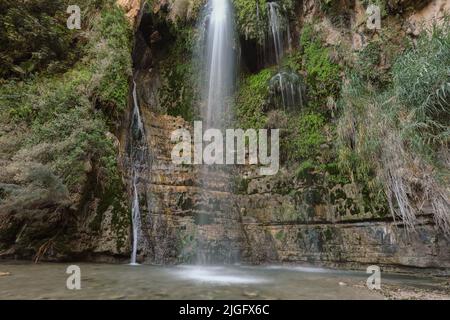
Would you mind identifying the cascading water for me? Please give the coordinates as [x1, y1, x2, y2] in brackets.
[128, 80, 148, 265]
[267, 2, 284, 64]
[269, 69, 304, 110]
[266, 2, 304, 110]
[196, 0, 237, 264]
[131, 80, 144, 139]
[130, 176, 141, 265]
[201, 0, 236, 129]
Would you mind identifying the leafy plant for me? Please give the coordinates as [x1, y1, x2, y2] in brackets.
[235, 68, 273, 129]
[300, 24, 341, 107]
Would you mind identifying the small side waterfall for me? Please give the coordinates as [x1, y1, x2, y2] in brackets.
[130, 176, 141, 265]
[128, 80, 148, 265]
[269, 69, 304, 110]
[268, 2, 284, 64]
[131, 80, 144, 139]
[266, 2, 304, 110]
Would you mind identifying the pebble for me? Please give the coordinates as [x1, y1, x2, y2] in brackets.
[338, 282, 347, 286]
[244, 291, 259, 297]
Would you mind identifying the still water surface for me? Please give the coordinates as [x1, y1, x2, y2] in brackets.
[0, 262, 444, 299]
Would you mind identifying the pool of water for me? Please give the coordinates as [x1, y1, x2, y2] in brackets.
[0, 262, 445, 299]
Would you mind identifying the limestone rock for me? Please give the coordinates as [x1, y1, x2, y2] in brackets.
[117, 0, 143, 26]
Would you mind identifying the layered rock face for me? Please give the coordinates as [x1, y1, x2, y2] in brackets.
[120, 108, 245, 264]
[119, 105, 450, 270]
[236, 170, 450, 271]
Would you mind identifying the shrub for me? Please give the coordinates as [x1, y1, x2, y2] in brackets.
[300, 24, 341, 107]
[233, 0, 295, 43]
[0, 1, 131, 195]
[292, 113, 326, 160]
[336, 22, 450, 234]
[90, 4, 133, 120]
[235, 68, 273, 129]
[159, 27, 197, 121]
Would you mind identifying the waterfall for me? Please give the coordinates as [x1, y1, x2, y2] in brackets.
[132, 80, 144, 139]
[269, 70, 304, 110]
[128, 80, 147, 265]
[267, 2, 283, 64]
[201, 0, 236, 129]
[130, 175, 141, 265]
[266, 2, 304, 110]
[196, 0, 237, 264]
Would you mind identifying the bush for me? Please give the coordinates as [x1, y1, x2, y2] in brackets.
[90, 4, 133, 120]
[300, 24, 341, 107]
[0, 0, 74, 77]
[159, 28, 197, 121]
[336, 22, 450, 234]
[235, 68, 273, 129]
[0, 0, 108, 78]
[0, 1, 131, 194]
[233, 0, 295, 43]
[393, 23, 450, 147]
[291, 113, 326, 160]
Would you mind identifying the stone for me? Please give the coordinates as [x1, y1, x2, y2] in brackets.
[116, 0, 143, 26]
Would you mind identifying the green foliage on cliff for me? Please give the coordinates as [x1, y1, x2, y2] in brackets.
[0, 0, 110, 78]
[235, 68, 273, 129]
[393, 25, 450, 150]
[0, 0, 75, 78]
[0, 1, 131, 220]
[291, 113, 326, 161]
[159, 28, 197, 121]
[233, 0, 295, 42]
[300, 24, 341, 106]
[92, 5, 133, 118]
[233, 0, 267, 42]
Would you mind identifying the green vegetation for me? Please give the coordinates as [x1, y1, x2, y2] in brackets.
[235, 24, 344, 188]
[92, 5, 133, 119]
[235, 68, 272, 129]
[0, 0, 131, 238]
[291, 113, 326, 160]
[0, 0, 76, 78]
[233, 0, 267, 42]
[233, 0, 294, 43]
[158, 28, 198, 121]
[299, 24, 341, 107]
[337, 22, 450, 233]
